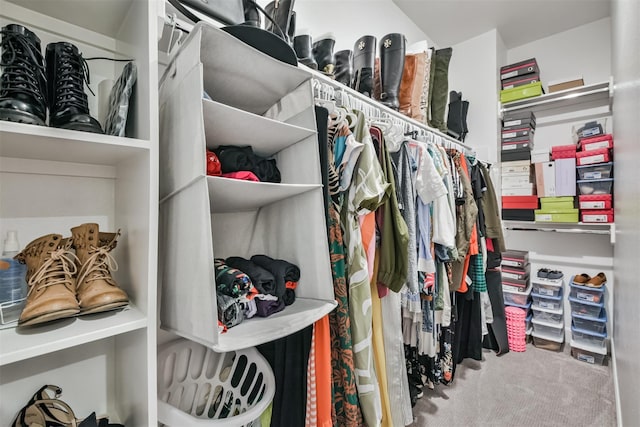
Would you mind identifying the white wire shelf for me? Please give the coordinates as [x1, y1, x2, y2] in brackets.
[503, 220, 616, 244]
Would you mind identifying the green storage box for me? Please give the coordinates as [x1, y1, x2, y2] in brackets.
[540, 197, 576, 210]
[501, 81, 543, 103]
[535, 209, 579, 223]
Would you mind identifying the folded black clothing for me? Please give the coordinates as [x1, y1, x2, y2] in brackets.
[214, 145, 256, 174]
[283, 289, 296, 306]
[214, 258, 253, 297]
[254, 158, 281, 183]
[226, 256, 277, 295]
[250, 255, 300, 298]
[217, 294, 244, 328]
[256, 297, 285, 317]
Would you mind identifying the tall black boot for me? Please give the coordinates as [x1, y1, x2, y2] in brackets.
[293, 33, 317, 69]
[46, 42, 102, 133]
[379, 33, 406, 110]
[352, 35, 376, 97]
[264, 0, 295, 43]
[334, 50, 353, 86]
[0, 24, 47, 126]
[447, 90, 464, 140]
[242, 0, 261, 27]
[312, 34, 335, 76]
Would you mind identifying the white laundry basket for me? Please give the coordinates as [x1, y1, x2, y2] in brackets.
[158, 338, 275, 426]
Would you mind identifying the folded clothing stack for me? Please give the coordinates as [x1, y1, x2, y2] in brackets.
[215, 255, 300, 330]
[205, 145, 282, 183]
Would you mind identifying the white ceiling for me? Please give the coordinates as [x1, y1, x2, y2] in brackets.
[393, 0, 611, 48]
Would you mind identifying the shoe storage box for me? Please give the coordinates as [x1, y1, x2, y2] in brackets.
[502, 126, 534, 140]
[502, 277, 530, 293]
[577, 163, 613, 180]
[503, 285, 532, 306]
[503, 186, 536, 197]
[502, 140, 533, 151]
[502, 209, 535, 221]
[535, 162, 556, 197]
[572, 311, 607, 334]
[503, 111, 536, 128]
[502, 73, 541, 90]
[502, 250, 529, 268]
[551, 144, 577, 160]
[571, 340, 607, 365]
[502, 160, 532, 174]
[540, 196, 575, 210]
[502, 195, 539, 210]
[571, 325, 607, 350]
[531, 289, 563, 310]
[555, 158, 576, 197]
[501, 81, 544, 103]
[574, 119, 608, 141]
[548, 76, 584, 93]
[532, 329, 564, 352]
[532, 304, 564, 324]
[576, 147, 612, 166]
[579, 194, 613, 210]
[532, 317, 564, 341]
[502, 147, 532, 162]
[570, 281, 605, 304]
[579, 134, 614, 151]
[581, 209, 614, 223]
[531, 276, 563, 297]
[569, 296, 604, 318]
[501, 58, 540, 80]
[531, 149, 550, 163]
[502, 263, 530, 281]
[577, 178, 613, 195]
[534, 209, 579, 223]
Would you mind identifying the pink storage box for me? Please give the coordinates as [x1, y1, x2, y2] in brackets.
[581, 209, 614, 223]
[551, 144, 577, 160]
[579, 194, 612, 210]
[576, 148, 611, 166]
[579, 134, 614, 152]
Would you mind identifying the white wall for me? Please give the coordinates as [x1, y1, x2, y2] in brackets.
[288, 0, 433, 52]
[448, 29, 501, 164]
[611, 0, 640, 424]
[507, 17, 611, 89]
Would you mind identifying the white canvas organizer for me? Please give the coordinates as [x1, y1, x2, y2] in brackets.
[158, 23, 336, 353]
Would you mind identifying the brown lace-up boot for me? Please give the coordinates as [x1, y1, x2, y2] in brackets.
[71, 223, 128, 314]
[15, 234, 80, 326]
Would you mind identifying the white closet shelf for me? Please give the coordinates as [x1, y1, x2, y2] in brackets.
[207, 176, 321, 213]
[0, 306, 147, 366]
[203, 99, 315, 157]
[503, 220, 616, 244]
[500, 80, 612, 120]
[212, 298, 337, 352]
[0, 122, 150, 166]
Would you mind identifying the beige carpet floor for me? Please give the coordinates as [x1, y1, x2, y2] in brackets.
[410, 344, 616, 427]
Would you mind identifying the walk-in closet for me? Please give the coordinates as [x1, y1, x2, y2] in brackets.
[0, 0, 638, 426]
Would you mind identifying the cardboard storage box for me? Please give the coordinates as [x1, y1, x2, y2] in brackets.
[535, 162, 556, 197]
[502, 148, 532, 162]
[578, 194, 612, 210]
[534, 209, 579, 223]
[502, 209, 535, 221]
[555, 158, 577, 197]
[548, 76, 584, 93]
[502, 160, 532, 174]
[503, 110, 536, 128]
[500, 58, 540, 80]
[502, 73, 541, 90]
[540, 196, 575, 210]
[502, 195, 539, 209]
[502, 126, 534, 140]
[531, 149, 550, 163]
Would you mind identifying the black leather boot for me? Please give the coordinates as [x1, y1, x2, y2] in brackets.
[0, 24, 47, 126]
[334, 50, 353, 86]
[379, 33, 406, 110]
[352, 35, 376, 97]
[312, 34, 335, 76]
[46, 42, 103, 133]
[264, 0, 295, 43]
[293, 33, 317, 69]
[242, 0, 261, 27]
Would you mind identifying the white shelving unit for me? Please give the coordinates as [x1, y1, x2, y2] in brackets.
[158, 23, 336, 360]
[503, 220, 616, 244]
[0, 0, 158, 425]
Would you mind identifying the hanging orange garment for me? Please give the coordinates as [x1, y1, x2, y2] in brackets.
[305, 325, 318, 427]
[315, 315, 333, 427]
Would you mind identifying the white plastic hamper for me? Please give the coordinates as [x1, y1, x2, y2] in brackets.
[158, 339, 275, 426]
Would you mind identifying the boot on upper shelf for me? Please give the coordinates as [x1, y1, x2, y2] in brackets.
[15, 234, 80, 326]
[71, 223, 128, 315]
[352, 35, 376, 97]
[46, 42, 103, 133]
[334, 49, 353, 87]
[0, 24, 48, 126]
[312, 33, 336, 76]
[293, 32, 317, 69]
[379, 33, 406, 111]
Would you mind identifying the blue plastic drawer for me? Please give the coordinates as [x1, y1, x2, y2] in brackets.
[531, 289, 563, 311]
[572, 311, 607, 335]
[569, 296, 604, 319]
[569, 281, 605, 304]
[571, 324, 607, 350]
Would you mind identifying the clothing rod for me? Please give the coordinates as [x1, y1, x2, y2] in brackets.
[302, 64, 476, 155]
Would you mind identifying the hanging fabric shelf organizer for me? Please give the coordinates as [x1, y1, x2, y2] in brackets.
[158, 22, 336, 353]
